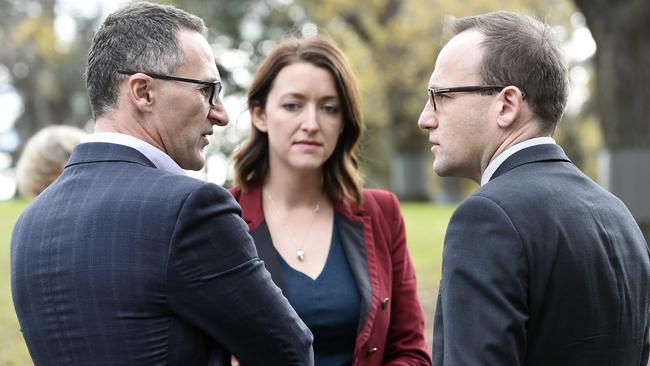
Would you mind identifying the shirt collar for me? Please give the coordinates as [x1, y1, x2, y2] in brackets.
[80, 132, 186, 176]
[480, 136, 556, 186]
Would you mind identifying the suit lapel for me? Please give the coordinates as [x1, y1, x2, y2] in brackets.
[236, 186, 265, 229]
[336, 212, 372, 334]
[237, 187, 286, 290]
[335, 201, 377, 337]
[490, 144, 572, 182]
[237, 187, 375, 336]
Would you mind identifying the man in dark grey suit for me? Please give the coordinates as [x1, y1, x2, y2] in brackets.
[10, 2, 312, 365]
[418, 11, 650, 366]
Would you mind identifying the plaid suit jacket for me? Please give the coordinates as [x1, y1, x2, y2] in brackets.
[11, 142, 313, 365]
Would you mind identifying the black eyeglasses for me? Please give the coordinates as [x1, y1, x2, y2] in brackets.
[117, 70, 222, 106]
[428, 85, 515, 111]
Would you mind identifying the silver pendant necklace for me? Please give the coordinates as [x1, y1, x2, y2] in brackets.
[264, 189, 320, 262]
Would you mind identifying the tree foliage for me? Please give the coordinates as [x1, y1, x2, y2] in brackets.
[573, 0, 650, 240]
[0, 0, 616, 198]
[298, 0, 574, 191]
[0, 0, 96, 160]
[573, 0, 650, 149]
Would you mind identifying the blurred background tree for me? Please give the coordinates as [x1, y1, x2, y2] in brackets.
[0, 0, 95, 165]
[1, 0, 647, 239]
[175, 0, 588, 201]
[301, 0, 599, 203]
[573, 0, 650, 239]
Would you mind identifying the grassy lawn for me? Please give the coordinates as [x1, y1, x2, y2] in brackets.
[0, 199, 32, 365]
[0, 199, 452, 364]
[401, 202, 454, 346]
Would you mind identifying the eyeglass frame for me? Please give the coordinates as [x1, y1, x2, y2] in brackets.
[427, 85, 525, 112]
[117, 70, 222, 106]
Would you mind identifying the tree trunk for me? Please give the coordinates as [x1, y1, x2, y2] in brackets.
[599, 149, 650, 240]
[390, 153, 429, 201]
[574, 0, 650, 241]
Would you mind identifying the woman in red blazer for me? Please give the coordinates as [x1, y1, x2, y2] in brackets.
[229, 34, 430, 366]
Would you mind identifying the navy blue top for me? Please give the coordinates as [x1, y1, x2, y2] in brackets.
[277, 222, 361, 366]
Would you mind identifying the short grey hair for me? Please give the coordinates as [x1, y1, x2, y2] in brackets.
[447, 11, 568, 130]
[85, 1, 207, 118]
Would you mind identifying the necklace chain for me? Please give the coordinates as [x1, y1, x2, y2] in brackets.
[264, 189, 320, 262]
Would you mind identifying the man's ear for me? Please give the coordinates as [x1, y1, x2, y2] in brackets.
[251, 105, 268, 132]
[126, 74, 155, 112]
[495, 86, 524, 128]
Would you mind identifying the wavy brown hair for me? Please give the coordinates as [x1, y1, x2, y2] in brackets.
[231, 35, 364, 206]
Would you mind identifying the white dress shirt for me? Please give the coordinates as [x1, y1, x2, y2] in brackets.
[480, 137, 556, 186]
[80, 132, 186, 176]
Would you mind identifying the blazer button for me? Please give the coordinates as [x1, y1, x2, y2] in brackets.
[367, 347, 378, 356]
[381, 297, 390, 309]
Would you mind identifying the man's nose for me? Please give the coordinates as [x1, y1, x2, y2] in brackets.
[209, 99, 229, 126]
[418, 101, 436, 130]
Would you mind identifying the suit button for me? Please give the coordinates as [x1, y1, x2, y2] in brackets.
[367, 347, 378, 356]
[381, 297, 390, 309]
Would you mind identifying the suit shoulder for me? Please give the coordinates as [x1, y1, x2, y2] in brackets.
[228, 186, 242, 200]
[360, 188, 402, 223]
[475, 167, 550, 206]
[362, 188, 398, 208]
[153, 171, 219, 191]
[454, 194, 510, 219]
[124, 170, 232, 207]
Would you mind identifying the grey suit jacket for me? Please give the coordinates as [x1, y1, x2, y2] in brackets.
[432, 144, 650, 366]
[11, 142, 313, 365]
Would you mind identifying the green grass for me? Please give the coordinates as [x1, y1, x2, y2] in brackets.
[402, 202, 452, 286]
[0, 199, 453, 364]
[400, 201, 454, 346]
[0, 199, 32, 365]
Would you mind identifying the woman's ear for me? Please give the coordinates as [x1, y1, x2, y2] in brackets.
[251, 105, 268, 132]
[495, 86, 524, 128]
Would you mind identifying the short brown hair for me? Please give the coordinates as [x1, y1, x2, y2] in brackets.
[448, 11, 568, 131]
[231, 35, 364, 205]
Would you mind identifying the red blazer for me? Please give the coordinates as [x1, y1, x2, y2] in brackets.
[230, 186, 431, 366]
